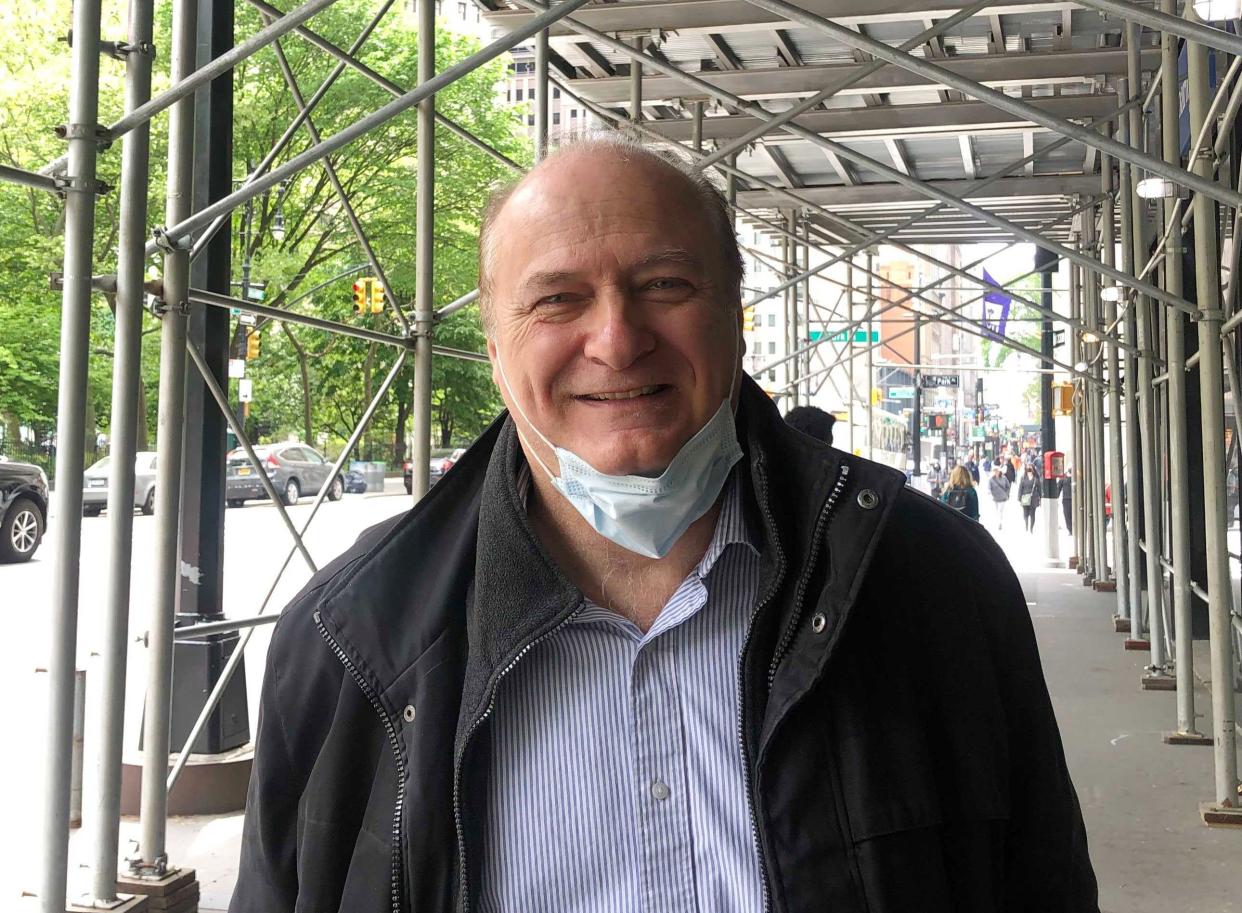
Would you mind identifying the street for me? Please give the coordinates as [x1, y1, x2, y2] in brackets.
[1, 479, 416, 903]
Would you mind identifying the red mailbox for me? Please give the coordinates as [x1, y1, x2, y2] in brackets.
[1044, 450, 1065, 479]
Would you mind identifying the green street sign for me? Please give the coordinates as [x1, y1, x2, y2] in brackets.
[830, 329, 880, 343]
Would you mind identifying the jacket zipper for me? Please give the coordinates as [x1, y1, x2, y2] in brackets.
[314, 610, 407, 913]
[766, 463, 850, 691]
[452, 604, 583, 913]
[735, 459, 788, 913]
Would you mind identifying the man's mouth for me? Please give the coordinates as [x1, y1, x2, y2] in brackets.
[577, 384, 669, 402]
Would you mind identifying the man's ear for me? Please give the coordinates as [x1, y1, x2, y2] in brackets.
[486, 337, 501, 389]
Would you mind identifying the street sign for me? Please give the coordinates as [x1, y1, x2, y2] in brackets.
[228, 358, 245, 379]
[920, 374, 960, 389]
[808, 330, 823, 342]
[889, 385, 915, 399]
[239, 313, 256, 327]
[830, 329, 880, 343]
[238, 378, 253, 403]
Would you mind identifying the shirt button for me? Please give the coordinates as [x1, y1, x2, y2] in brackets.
[650, 779, 671, 801]
[402, 704, 416, 723]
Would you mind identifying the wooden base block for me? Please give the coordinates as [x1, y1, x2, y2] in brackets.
[1113, 616, 1131, 633]
[115, 870, 196, 912]
[1163, 731, 1214, 746]
[1141, 673, 1177, 691]
[1200, 803, 1242, 827]
[1093, 579, 1117, 592]
[1082, 575, 1095, 587]
[1124, 639, 1151, 651]
[1069, 556, 1079, 570]
[67, 895, 149, 913]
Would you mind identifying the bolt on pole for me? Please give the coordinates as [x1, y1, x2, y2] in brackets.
[39, 0, 103, 906]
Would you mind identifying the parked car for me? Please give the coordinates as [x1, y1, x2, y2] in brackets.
[403, 447, 467, 495]
[342, 469, 368, 494]
[0, 457, 49, 562]
[81, 451, 158, 516]
[225, 443, 343, 507]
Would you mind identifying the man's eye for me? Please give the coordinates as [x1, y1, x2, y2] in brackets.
[645, 278, 689, 291]
[537, 293, 570, 305]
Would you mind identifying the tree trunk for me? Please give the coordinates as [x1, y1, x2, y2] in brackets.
[136, 380, 150, 451]
[281, 324, 313, 446]
[361, 343, 376, 460]
[394, 395, 409, 464]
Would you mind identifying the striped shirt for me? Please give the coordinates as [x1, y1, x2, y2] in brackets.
[477, 469, 766, 912]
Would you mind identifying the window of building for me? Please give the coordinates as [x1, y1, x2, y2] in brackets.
[767, 313, 775, 327]
[527, 114, 534, 125]
[457, 2, 466, 18]
[515, 87, 523, 100]
[553, 112, 561, 125]
[570, 109, 578, 119]
[553, 87, 560, 98]
[435, 0, 442, 13]
[768, 341, 776, 354]
[768, 370, 776, 381]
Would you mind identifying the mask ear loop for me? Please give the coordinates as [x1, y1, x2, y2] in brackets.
[494, 348, 560, 484]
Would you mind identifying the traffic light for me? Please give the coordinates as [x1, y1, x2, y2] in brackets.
[352, 281, 367, 314]
[245, 329, 261, 360]
[742, 306, 755, 332]
[369, 280, 385, 314]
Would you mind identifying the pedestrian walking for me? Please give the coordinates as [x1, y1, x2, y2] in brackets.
[1018, 463, 1042, 532]
[927, 460, 945, 498]
[988, 465, 1011, 529]
[941, 465, 980, 520]
[965, 456, 980, 484]
[1061, 468, 1073, 534]
[1004, 453, 1017, 484]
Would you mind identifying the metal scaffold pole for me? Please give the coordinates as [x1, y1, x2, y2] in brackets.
[1101, 149, 1130, 618]
[534, 26, 549, 159]
[40, 0, 103, 907]
[866, 249, 874, 460]
[89, 0, 156, 900]
[1084, 212, 1109, 584]
[1160, 0, 1207, 739]
[139, 0, 197, 871]
[411, 0, 435, 499]
[1127, 22, 1168, 676]
[846, 257, 855, 452]
[1116, 76, 1146, 641]
[1068, 250, 1084, 571]
[1185, 4, 1240, 817]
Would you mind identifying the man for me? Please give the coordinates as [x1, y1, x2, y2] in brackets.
[783, 404, 837, 447]
[231, 136, 1096, 913]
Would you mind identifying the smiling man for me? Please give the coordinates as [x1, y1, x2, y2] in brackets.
[230, 136, 1097, 913]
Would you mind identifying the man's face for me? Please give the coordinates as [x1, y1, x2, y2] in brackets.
[485, 151, 741, 477]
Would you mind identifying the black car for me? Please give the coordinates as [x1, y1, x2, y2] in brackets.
[0, 458, 49, 562]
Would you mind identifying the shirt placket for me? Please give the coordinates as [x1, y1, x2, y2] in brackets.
[630, 627, 698, 913]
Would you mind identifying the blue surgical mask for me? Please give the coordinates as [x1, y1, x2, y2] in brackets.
[496, 326, 742, 559]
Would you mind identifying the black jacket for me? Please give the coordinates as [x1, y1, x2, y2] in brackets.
[230, 377, 1097, 913]
[1018, 475, 1043, 509]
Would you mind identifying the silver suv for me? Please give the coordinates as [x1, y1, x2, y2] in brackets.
[225, 443, 342, 507]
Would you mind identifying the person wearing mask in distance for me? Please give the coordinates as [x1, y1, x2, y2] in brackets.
[230, 135, 1097, 913]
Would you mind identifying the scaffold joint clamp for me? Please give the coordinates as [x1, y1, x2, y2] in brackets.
[54, 121, 113, 148]
[151, 227, 191, 253]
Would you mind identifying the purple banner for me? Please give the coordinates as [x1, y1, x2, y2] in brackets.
[981, 268, 1011, 341]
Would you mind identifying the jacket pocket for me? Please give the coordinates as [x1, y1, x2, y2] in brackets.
[836, 721, 943, 840]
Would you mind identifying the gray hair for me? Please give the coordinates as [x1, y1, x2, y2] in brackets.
[477, 131, 744, 333]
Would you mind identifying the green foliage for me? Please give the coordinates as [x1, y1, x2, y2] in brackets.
[0, 0, 526, 470]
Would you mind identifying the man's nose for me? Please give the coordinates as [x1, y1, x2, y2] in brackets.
[581, 293, 655, 370]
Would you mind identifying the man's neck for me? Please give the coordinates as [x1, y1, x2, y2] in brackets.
[525, 470, 723, 633]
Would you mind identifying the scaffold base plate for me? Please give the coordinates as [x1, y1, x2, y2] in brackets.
[1093, 579, 1116, 592]
[1113, 616, 1131, 633]
[115, 869, 194, 900]
[1163, 731, 1213, 746]
[1124, 639, 1151, 651]
[1068, 556, 1079, 570]
[1200, 803, 1242, 828]
[1141, 674, 1177, 691]
[66, 895, 149, 913]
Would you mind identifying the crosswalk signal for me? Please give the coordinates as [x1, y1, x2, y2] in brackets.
[352, 281, 367, 314]
[245, 329, 261, 360]
[369, 280, 385, 314]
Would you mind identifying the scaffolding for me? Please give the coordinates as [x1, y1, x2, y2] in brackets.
[6, 0, 1242, 909]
